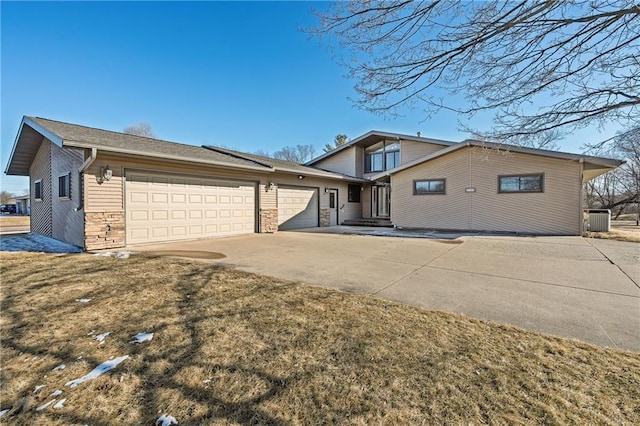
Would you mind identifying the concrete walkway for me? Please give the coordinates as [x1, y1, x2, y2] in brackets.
[131, 231, 640, 352]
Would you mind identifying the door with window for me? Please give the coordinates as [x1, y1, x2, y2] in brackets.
[372, 185, 390, 217]
[328, 189, 338, 226]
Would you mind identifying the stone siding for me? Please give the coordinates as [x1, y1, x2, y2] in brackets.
[84, 211, 125, 250]
[260, 208, 278, 233]
[320, 208, 331, 227]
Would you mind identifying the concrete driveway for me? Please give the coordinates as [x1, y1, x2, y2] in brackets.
[131, 232, 640, 352]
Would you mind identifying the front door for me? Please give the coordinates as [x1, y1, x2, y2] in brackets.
[372, 185, 390, 218]
[329, 189, 338, 226]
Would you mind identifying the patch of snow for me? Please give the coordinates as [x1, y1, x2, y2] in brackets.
[94, 251, 131, 259]
[53, 399, 66, 409]
[50, 390, 63, 397]
[156, 414, 178, 426]
[130, 332, 153, 344]
[75, 298, 91, 303]
[87, 330, 96, 336]
[33, 385, 45, 394]
[65, 355, 129, 388]
[0, 408, 9, 417]
[0, 233, 82, 253]
[94, 332, 111, 344]
[36, 400, 56, 411]
[203, 379, 211, 384]
[77, 356, 83, 360]
[52, 364, 66, 371]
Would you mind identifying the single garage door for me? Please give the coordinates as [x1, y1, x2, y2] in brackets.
[126, 171, 255, 244]
[277, 185, 319, 230]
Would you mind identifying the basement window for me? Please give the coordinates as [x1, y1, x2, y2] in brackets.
[414, 179, 446, 195]
[498, 174, 544, 193]
[58, 173, 71, 199]
[34, 180, 43, 201]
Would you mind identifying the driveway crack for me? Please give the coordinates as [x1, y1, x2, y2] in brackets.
[585, 239, 640, 290]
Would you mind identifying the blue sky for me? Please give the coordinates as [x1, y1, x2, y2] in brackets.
[0, 1, 620, 195]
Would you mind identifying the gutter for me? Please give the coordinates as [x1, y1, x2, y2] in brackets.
[74, 147, 97, 212]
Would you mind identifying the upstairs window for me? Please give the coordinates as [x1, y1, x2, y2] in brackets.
[58, 173, 71, 198]
[34, 180, 43, 201]
[498, 174, 543, 193]
[365, 141, 400, 173]
[414, 179, 446, 195]
[348, 184, 361, 202]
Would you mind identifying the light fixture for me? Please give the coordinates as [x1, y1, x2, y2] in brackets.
[98, 165, 113, 184]
[298, 175, 304, 180]
[268, 182, 276, 191]
[324, 187, 329, 193]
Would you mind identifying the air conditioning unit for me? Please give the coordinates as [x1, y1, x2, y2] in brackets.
[585, 209, 611, 232]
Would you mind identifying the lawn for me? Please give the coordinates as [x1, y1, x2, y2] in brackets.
[1, 253, 639, 425]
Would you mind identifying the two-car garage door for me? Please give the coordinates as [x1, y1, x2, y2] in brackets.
[125, 171, 255, 244]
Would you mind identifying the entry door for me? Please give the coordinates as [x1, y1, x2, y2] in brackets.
[329, 189, 338, 226]
[374, 185, 390, 217]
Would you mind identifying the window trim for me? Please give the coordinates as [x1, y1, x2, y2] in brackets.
[413, 178, 446, 195]
[58, 173, 71, 199]
[34, 179, 43, 201]
[497, 173, 544, 194]
[347, 184, 361, 203]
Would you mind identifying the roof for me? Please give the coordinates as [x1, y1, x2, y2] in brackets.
[369, 139, 624, 180]
[4, 116, 366, 182]
[204, 146, 368, 182]
[305, 130, 457, 166]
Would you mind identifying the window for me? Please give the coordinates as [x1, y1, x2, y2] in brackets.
[414, 179, 446, 195]
[498, 174, 543, 193]
[364, 141, 400, 173]
[329, 192, 336, 208]
[58, 173, 71, 198]
[34, 180, 43, 201]
[348, 184, 361, 202]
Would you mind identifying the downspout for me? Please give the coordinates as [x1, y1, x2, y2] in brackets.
[74, 148, 97, 212]
[579, 159, 584, 235]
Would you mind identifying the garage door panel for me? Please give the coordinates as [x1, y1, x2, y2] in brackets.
[278, 186, 319, 231]
[126, 171, 255, 244]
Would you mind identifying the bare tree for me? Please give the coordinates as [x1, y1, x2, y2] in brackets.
[123, 122, 156, 138]
[311, 1, 640, 145]
[1, 191, 15, 204]
[323, 134, 349, 153]
[271, 144, 317, 163]
[584, 127, 640, 218]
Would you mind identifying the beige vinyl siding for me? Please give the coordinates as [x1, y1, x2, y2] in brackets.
[400, 140, 448, 165]
[392, 149, 471, 230]
[391, 147, 582, 234]
[312, 147, 357, 177]
[51, 144, 84, 247]
[30, 138, 53, 237]
[468, 147, 581, 234]
[83, 153, 362, 238]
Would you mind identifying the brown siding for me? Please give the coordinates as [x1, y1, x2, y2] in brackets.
[391, 147, 583, 234]
[51, 144, 84, 246]
[29, 138, 52, 237]
[400, 140, 447, 165]
[312, 147, 357, 177]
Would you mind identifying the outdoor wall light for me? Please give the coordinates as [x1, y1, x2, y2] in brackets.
[268, 182, 276, 191]
[298, 175, 304, 180]
[98, 165, 112, 183]
[324, 187, 329, 193]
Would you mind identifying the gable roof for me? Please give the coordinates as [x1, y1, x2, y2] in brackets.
[5, 117, 270, 176]
[5, 116, 367, 182]
[369, 139, 623, 180]
[305, 130, 457, 166]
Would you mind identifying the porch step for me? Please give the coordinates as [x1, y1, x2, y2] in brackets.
[342, 218, 393, 228]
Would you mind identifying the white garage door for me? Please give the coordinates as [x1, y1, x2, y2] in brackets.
[125, 171, 255, 244]
[277, 186, 319, 230]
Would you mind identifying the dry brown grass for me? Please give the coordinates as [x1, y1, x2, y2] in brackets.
[1, 253, 639, 425]
[0, 216, 30, 229]
[586, 220, 640, 243]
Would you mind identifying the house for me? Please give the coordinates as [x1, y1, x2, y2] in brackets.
[14, 194, 30, 215]
[4, 116, 622, 250]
